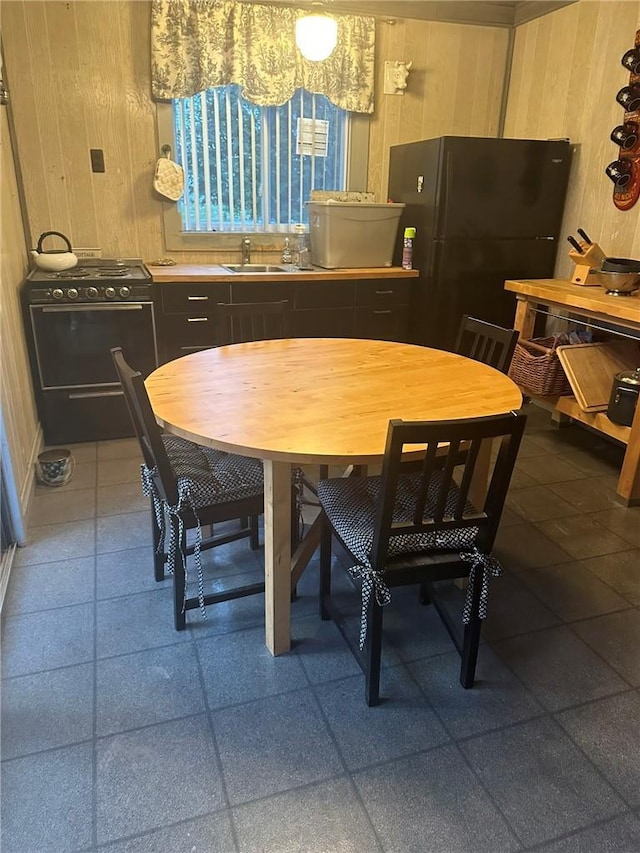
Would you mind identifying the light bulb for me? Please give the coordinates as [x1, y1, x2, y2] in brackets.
[295, 14, 338, 62]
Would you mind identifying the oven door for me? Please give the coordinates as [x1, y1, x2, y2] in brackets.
[29, 302, 157, 389]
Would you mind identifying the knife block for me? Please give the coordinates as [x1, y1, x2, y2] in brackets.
[568, 241, 606, 285]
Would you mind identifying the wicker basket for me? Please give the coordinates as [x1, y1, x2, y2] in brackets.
[508, 336, 573, 396]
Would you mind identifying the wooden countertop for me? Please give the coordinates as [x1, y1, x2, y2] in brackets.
[505, 278, 640, 325]
[148, 264, 419, 283]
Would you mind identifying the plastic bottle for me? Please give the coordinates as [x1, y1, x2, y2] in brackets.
[402, 227, 416, 270]
[293, 224, 312, 270]
[281, 237, 293, 268]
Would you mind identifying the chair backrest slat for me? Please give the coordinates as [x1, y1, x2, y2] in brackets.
[111, 347, 180, 505]
[215, 301, 289, 346]
[454, 436, 482, 516]
[455, 314, 518, 374]
[370, 413, 526, 571]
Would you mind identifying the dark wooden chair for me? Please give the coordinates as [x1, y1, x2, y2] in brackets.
[215, 300, 289, 346]
[318, 411, 526, 706]
[455, 314, 519, 373]
[111, 347, 266, 631]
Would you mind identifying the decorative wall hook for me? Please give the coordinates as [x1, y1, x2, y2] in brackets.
[383, 60, 412, 95]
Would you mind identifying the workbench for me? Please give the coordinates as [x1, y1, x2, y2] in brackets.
[505, 278, 640, 506]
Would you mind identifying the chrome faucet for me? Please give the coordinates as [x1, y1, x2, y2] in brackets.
[241, 237, 251, 265]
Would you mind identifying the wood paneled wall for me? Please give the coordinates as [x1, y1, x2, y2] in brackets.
[0, 105, 40, 517]
[2, 1, 508, 262]
[2, 1, 162, 261]
[505, 0, 640, 277]
[4, 0, 636, 273]
[369, 18, 509, 202]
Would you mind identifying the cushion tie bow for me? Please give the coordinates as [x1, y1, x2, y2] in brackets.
[460, 546, 503, 624]
[348, 564, 392, 650]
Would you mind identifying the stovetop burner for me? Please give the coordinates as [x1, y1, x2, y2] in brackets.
[47, 268, 91, 279]
[26, 258, 153, 303]
[97, 267, 131, 277]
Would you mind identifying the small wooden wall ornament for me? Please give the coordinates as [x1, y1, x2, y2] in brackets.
[610, 28, 640, 211]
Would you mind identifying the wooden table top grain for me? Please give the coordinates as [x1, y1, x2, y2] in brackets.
[146, 338, 522, 655]
[145, 338, 523, 466]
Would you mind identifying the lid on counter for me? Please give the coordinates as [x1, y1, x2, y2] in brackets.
[404, 227, 416, 238]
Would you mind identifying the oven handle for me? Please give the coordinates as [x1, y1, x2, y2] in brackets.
[68, 390, 125, 400]
[39, 303, 146, 312]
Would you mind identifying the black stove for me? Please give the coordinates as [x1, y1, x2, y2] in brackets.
[22, 257, 158, 445]
[26, 257, 153, 303]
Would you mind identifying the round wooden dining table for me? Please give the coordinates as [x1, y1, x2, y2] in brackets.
[145, 337, 522, 655]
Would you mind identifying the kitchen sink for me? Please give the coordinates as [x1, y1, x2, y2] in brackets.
[222, 264, 289, 273]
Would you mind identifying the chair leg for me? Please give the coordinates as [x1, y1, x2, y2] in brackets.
[419, 582, 431, 605]
[172, 520, 186, 631]
[151, 499, 165, 582]
[319, 511, 332, 620]
[365, 599, 383, 707]
[459, 574, 483, 688]
[460, 617, 482, 688]
[249, 515, 260, 550]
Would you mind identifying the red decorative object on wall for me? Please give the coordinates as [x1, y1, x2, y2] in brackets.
[610, 28, 640, 211]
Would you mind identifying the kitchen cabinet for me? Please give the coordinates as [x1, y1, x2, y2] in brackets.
[155, 282, 231, 363]
[154, 274, 413, 363]
[354, 280, 411, 341]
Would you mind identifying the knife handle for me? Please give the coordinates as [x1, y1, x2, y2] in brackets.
[567, 235, 583, 254]
[577, 228, 592, 244]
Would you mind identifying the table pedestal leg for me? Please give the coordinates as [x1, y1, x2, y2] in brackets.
[264, 460, 292, 655]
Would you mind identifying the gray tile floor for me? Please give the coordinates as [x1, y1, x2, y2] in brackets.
[2, 403, 640, 852]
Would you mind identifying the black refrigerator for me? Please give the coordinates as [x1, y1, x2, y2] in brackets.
[387, 136, 572, 350]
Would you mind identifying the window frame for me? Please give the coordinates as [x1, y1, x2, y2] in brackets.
[156, 97, 370, 252]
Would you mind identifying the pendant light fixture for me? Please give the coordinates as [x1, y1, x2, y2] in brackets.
[296, 3, 338, 62]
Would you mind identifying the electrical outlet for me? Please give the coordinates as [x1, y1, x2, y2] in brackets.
[74, 248, 102, 259]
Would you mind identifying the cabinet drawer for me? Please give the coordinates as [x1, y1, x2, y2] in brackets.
[294, 281, 355, 309]
[161, 283, 230, 314]
[356, 280, 411, 307]
[167, 314, 217, 348]
[355, 306, 410, 342]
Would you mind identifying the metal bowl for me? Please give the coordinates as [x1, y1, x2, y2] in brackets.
[601, 256, 640, 273]
[595, 270, 640, 295]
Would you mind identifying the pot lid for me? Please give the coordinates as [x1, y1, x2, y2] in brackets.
[616, 367, 640, 385]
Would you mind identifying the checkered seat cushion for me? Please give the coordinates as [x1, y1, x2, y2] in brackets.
[162, 434, 264, 506]
[140, 435, 265, 617]
[317, 469, 479, 569]
[317, 470, 500, 650]
[141, 435, 304, 620]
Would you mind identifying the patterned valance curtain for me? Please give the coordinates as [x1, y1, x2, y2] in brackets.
[151, 0, 375, 113]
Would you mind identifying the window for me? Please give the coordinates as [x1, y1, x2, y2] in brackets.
[157, 86, 369, 251]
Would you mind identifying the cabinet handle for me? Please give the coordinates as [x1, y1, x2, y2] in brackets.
[375, 289, 394, 295]
[187, 317, 208, 323]
[374, 309, 392, 315]
[187, 295, 209, 301]
[69, 390, 124, 400]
